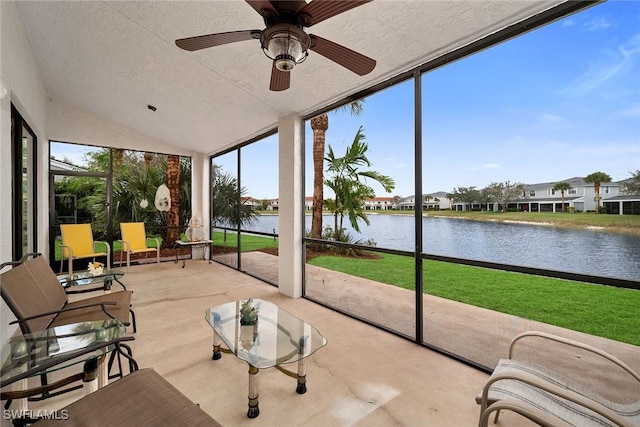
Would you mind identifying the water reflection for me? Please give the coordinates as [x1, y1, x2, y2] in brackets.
[248, 214, 640, 281]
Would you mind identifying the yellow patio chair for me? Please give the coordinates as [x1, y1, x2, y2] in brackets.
[60, 224, 111, 275]
[119, 222, 160, 269]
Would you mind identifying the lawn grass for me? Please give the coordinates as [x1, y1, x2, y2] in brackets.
[212, 231, 277, 252]
[308, 252, 640, 346]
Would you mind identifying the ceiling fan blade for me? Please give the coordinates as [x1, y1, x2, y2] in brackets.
[245, 0, 279, 17]
[298, 0, 371, 26]
[176, 30, 259, 51]
[309, 35, 376, 76]
[270, 62, 290, 91]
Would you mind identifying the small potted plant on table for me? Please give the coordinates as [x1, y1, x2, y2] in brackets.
[239, 299, 259, 349]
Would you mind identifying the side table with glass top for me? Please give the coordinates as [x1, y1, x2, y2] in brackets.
[0, 319, 137, 423]
[57, 269, 126, 293]
[174, 240, 213, 268]
[205, 299, 327, 418]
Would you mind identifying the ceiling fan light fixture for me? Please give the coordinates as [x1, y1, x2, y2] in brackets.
[261, 25, 310, 72]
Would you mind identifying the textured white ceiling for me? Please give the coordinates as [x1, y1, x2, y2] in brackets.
[16, 0, 565, 155]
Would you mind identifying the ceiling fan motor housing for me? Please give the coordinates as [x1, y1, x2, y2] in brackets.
[260, 24, 310, 72]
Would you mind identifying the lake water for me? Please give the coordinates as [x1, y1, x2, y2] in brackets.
[245, 214, 640, 282]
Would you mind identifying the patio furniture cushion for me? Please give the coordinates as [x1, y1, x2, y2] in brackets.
[35, 368, 222, 426]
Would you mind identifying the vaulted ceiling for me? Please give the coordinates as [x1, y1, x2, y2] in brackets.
[16, 1, 569, 155]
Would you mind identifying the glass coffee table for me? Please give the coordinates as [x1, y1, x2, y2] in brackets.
[57, 269, 126, 293]
[0, 319, 136, 422]
[205, 299, 327, 418]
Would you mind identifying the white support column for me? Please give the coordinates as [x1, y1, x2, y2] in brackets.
[278, 114, 304, 298]
[191, 152, 210, 229]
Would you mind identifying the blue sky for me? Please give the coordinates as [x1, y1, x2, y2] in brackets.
[54, 1, 639, 201]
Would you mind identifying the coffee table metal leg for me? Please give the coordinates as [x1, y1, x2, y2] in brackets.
[296, 357, 307, 394]
[297, 335, 309, 394]
[247, 365, 260, 418]
[211, 330, 222, 360]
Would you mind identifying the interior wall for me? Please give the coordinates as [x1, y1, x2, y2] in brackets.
[0, 1, 50, 341]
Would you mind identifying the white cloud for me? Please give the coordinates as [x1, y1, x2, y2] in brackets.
[562, 19, 576, 27]
[582, 17, 613, 31]
[618, 103, 640, 117]
[482, 163, 500, 169]
[563, 33, 640, 95]
[541, 113, 565, 122]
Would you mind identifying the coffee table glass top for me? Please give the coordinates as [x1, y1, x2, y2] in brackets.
[1, 319, 127, 386]
[57, 269, 124, 289]
[205, 299, 327, 369]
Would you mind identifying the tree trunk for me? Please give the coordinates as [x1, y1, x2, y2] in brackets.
[144, 152, 154, 167]
[310, 114, 329, 240]
[166, 155, 181, 245]
[113, 148, 124, 169]
[594, 182, 601, 213]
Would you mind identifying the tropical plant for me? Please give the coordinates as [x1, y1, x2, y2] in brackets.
[309, 100, 364, 240]
[622, 170, 640, 195]
[211, 165, 257, 228]
[55, 148, 192, 242]
[585, 171, 612, 213]
[323, 126, 395, 240]
[553, 181, 572, 212]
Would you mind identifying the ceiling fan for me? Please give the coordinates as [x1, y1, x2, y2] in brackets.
[175, 0, 376, 91]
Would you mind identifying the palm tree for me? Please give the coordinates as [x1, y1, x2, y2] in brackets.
[324, 126, 394, 240]
[309, 101, 364, 239]
[166, 154, 181, 245]
[584, 172, 612, 213]
[211, 166, 256, 228]
[310, 114, 328, 240]
[552, 182, 572, 212]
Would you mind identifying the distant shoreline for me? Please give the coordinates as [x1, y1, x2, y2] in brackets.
[258, 210, 640, 235]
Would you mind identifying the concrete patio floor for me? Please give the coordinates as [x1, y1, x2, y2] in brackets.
[24, 256, 639, 426]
